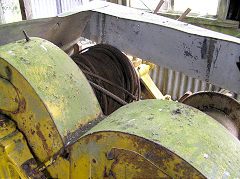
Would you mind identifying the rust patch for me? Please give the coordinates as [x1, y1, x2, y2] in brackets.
[17, 98, 26, 113]
[206, 39, 216, 82]
[236, 57, 240, 71]
[172, 108, 182, 115]
[36, 123, 51, 156]
[107, 147, 170, 178]
[5, 66, 12, 81]
[96, 134, 103, 142]
[21, 158, 46, 178]
[64, 114, 105, 146]
[182, 91, 240, 140]
[21, 158, 36, 175]
[103, 166, 108, 178]
[34, 147, 66, 174]
[29, 115, 33, 120]
[201, 38, 207, 59]
[109, 132, 205, 178]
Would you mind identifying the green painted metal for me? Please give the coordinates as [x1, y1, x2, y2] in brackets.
[85, 99, 240, 178]
[0, 37, 102, 143]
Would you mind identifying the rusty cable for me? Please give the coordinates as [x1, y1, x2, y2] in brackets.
[81, 69, 137, 100]
[71, 44, 140, 115]
[88, 81, 127, 105]
[78, 44, 140, 101]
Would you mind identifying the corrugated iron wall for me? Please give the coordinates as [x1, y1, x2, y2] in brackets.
[30, 0, 105, 18]
[31, 0, 57, 18]
[59, 0, 82, 13]
[149, 64, 240, 101]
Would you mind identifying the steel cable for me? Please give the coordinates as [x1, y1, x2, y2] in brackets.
[71, 44, 140, 115]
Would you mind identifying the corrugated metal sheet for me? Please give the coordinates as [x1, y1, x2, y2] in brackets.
[30, 0, 106, 19]
[149, 64, 240, 101]
[31, 0, 57, 18]
[61, 0, 82, 13]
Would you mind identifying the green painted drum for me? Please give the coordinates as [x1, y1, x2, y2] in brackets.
[0, 38, 102, 162]
[85, 99, 240, 178]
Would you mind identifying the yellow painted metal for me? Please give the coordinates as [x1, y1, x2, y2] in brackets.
[70, 131, 204, 178]
[105, 148, 170, 178]
[139, 64, 164, 99]
[0, 38, 104, 178]
[0, 38, 102, 165]
[0, 57, 64, 163]
[0, 115, 43, 178]
[1, 38, 239, 178]
[0, 78, 19, 112]
[128, 55, 171, 100]
[84, 99, 240, 178]
[46, 156, 70, 179]
[0, 146, 22, 179]
[137, 63, 171, 100]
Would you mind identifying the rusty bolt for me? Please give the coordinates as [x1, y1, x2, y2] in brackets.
[23, 30, 30, 42]
[106, 150, 114, 160]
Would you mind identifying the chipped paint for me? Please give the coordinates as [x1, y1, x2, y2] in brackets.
[84, 99, 240, 178]
[0, 38, 102, 147]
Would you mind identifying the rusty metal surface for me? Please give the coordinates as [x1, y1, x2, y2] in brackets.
[181, 91, 240, 140]
[1, 2, 240, 94]
[0, 2, 240, 94]
[0, 114, 46, 178]
[83, 99, 240, 177]
[0, 38, 102, 162]
[0, 55, 64, 162]
[105, 147, 171, 178]
[71, 44, 140, 115]
[70, 131, 205, 178]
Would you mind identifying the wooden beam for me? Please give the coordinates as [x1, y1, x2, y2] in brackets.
[177, 8, 191, 21]
[170, 0, 174, 11]
[153, 0, 165, 14]
[217, 0, 230, 20]
[122, 0, 127, 6]
[107, 0, 118, 4]
[107, 0, 127, 5]
[19, 0, 33, 20]
[0, 2, 5, 24]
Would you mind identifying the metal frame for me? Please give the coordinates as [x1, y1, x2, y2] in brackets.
[82, 2, 240, 94]
[1, 2, 240, 94]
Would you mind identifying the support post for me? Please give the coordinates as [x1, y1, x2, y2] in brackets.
[217, 0, 230, 20]
[19, 0, 33, 20]
[0, 1, 5, 24]
[153, 0, 165, 14]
